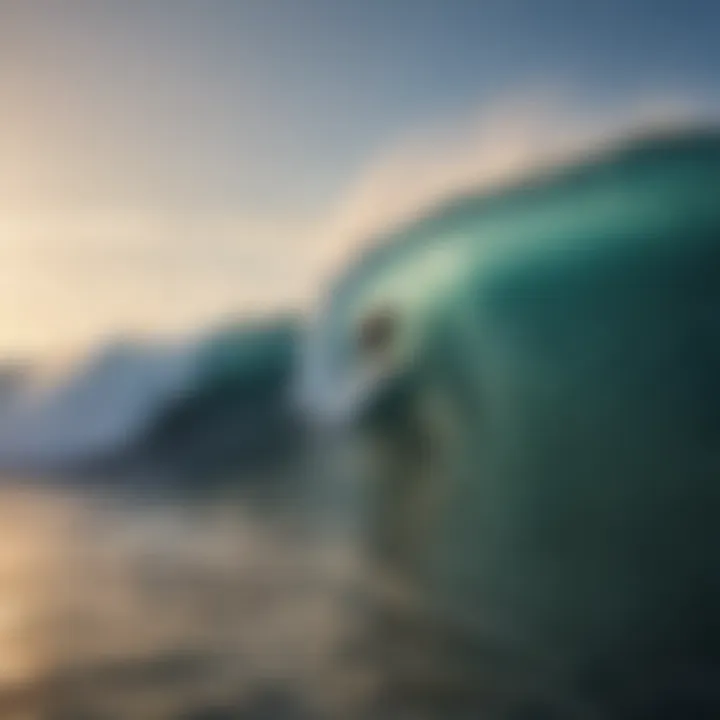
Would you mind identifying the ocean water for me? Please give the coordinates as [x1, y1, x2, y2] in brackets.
[0, 324, 425, 720]
[0, 473, 601, 720]
[0, 475, 378, 720]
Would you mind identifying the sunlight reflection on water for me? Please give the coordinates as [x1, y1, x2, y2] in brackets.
[0, 481, 378, 720]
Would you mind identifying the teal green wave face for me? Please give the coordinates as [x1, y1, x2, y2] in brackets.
[301, 131, 720, 708]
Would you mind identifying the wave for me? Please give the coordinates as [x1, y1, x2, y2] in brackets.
[0, 318, 301, 476]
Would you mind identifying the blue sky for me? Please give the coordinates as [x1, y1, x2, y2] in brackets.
[0, 0, 719, 354]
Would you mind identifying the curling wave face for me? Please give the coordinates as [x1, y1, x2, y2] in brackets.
[299, 129, 720, 717]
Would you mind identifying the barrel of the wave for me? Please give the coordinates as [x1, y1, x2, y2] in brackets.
[301, 130, 720, 716]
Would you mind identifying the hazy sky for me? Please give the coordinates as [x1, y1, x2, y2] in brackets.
[1, 0, 720, 356]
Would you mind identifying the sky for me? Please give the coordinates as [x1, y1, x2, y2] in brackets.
[1, 0, 720, 357]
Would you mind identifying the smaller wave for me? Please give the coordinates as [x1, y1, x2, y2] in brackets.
[0, 318, 301, 476]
